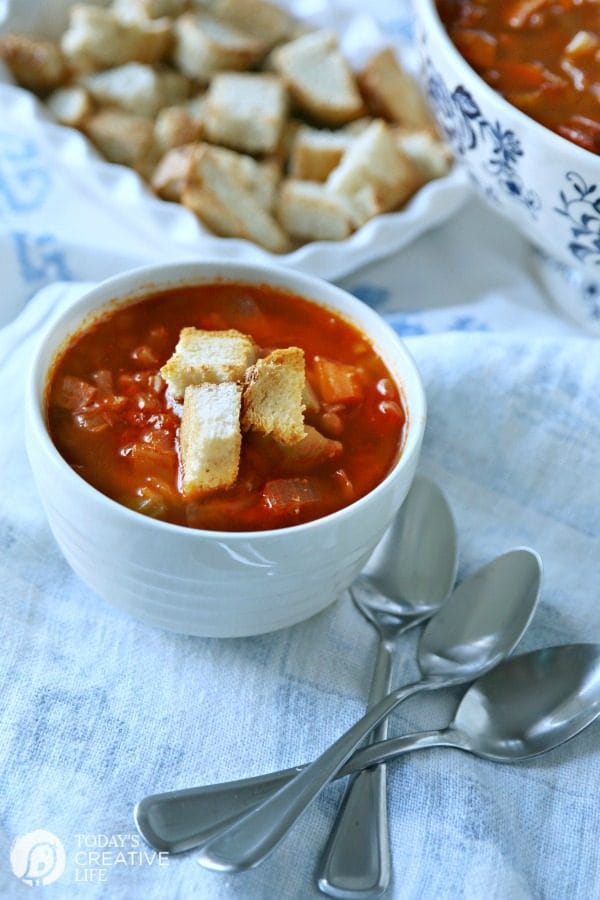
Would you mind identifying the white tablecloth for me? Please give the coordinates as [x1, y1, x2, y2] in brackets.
[1, 3, 599, 898]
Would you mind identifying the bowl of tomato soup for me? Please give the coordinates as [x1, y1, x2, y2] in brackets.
[25, 262, 425, 637]
[415, 0, 600, 334]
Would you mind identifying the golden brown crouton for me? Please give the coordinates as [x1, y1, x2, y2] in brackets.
[151, 143, 196, 201]
[272, 30, 364, 125]
[326, 120, 421, 225]
[62, 5, 172, 70]
[204, 72, 287, 155]
[173, 12, 267, 83]
[161, 326, 258, 399]
[243, 347, 306, 444]
[0, 34, 67, 93]
[358, 48, 434, 130]
[183, 144, 289, 252]
[180, 382, 242, 495]
[46, 86, 93, 128]
[84, 109, 157, 170]
[278, 180, 354, 242]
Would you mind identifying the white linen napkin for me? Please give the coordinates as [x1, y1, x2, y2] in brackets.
[1, 1, 599, 897]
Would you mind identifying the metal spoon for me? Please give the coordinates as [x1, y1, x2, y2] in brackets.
[197, 547, 542, 872]
[135, 643, 600, 856]
[319, 475, 457, 899]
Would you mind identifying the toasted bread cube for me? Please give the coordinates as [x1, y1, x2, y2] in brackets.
[208, 0, 296, 48]
[173, 12, 267, 83]
[204, 72, 287, 155]
[278, 180, 354, 242]
[155, 105, 203, 153]
[290, 126, 353, 181]
[161, 327, 258, 399]
[46, 86, 93, 128]
[62, 5, 171, 70]
[180, 382, 242, 495]
[112, 0, 187, 19]
[84, 109, 157, 169]
[190, 144, 281, 211]
[243, 347, 306, 444]
[183, 144, 289, 251]
[81, 64, 189, 117]
[189, 144, 280, 209]
[0, 34, 66, 93]
[272, 30, 364, 126]
[326, 120, 420, 222]
[359, 48, 433, 130]
[394, 128, 452, 180]
[151, 143, 196, 200]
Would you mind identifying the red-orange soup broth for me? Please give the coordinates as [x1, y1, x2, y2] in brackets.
[438, 0, 600, 154]
[46, 283, 407, 531]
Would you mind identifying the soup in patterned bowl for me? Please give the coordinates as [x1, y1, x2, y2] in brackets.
[415, 0, 600, 334]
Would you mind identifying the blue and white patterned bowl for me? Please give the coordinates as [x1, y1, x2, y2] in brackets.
[415, 0, 600, 335]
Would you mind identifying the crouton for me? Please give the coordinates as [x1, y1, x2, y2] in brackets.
[61, 5, 171, 70]
[155, 105, 203, 153]
[189, 143, 279, 209]
[173, 12, 267, 83]
[394, 128, 452, 180]
[359, 48, 433, 130]
[81, 63, 189, 117]
[151, 143, 196, 200]
[272, 30, 364, 125]
[84, 109, 157, 170]
[46, 86, 93, 128]
[0, 34, 67, 93]
[204, 72, 287, 155]
[208, 0, 296, 48]
[243, 347, 306, 444]
[289, 126, 353, 181]
[278, 180, 354, 242]
[183, 144, 289, 251]
[112, 0, 187, 19]
[180, 382, 242, 495]
[161, 326, 258, 399]
[326, 120, 420, 223]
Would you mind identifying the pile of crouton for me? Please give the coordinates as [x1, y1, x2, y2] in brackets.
[0, 0, 452, 251]
[160, 326, 306, 495]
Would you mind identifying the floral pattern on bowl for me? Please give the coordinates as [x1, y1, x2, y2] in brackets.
[425, 71, 541, 217]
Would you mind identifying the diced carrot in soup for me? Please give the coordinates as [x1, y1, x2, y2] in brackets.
[452, 29, 498, 68]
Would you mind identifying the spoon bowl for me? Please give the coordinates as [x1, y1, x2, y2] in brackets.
[355, 474, 458, 627]
[419, 548, 542, 679]
[452, 643, 600, 760]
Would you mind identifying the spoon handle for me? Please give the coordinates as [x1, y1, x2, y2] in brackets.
[317, 637, 395, 898]
[135, 728, 459, 855]
[197, 679, 440, 872]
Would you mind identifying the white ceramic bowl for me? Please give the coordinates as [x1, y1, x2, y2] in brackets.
[25, 262, 426, 638]
[415, 0, 600, 334]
